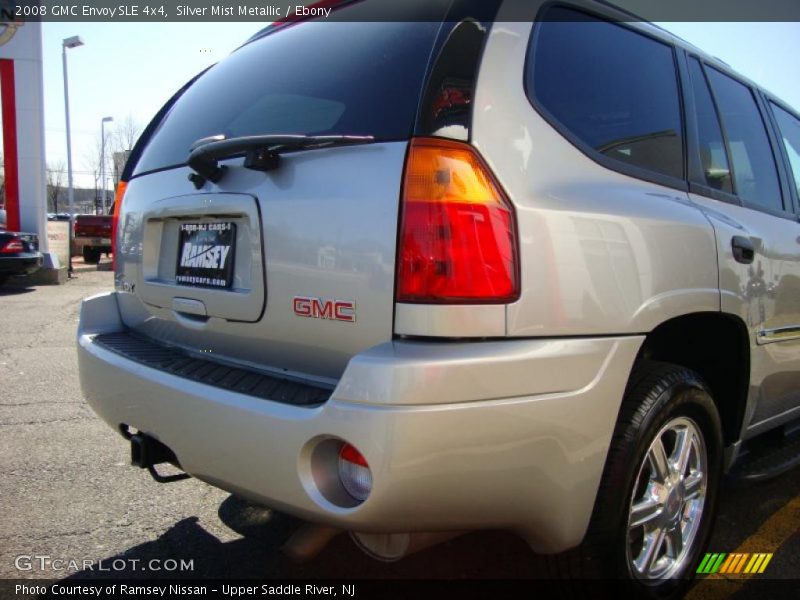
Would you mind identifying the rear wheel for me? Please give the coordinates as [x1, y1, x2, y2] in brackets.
[82, 247, 101, 264]
[627, 415, 708, 581]
[547, 360, 723, 597]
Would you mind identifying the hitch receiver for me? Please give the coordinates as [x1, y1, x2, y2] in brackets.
[130, 432, 191, 484]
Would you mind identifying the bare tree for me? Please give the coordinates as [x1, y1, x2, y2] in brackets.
[46, 161, 66, 213]
[109, 114, 142, 186]
[112, 114, 142, 153]
[82, 136, 103, 214]
[78, 115, 142, 214]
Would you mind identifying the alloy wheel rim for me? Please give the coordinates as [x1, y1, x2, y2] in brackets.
[626, 416, 707, 581]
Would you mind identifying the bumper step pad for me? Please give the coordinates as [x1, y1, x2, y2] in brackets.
[93, 331, 331, 407]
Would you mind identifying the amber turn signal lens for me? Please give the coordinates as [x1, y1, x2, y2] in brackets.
[111, 181, 128, 271]
[397, 138, 519, 303]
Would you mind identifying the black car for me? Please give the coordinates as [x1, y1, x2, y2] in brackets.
[0, 210, 43, 285]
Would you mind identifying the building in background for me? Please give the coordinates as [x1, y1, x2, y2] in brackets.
[0, 19, 63, 281]
[112, 150, 131, 188]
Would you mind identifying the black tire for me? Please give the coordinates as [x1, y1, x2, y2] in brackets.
[546, 360, 723, 598]
[0, 275, 8, 287]
[82, 247, 101, 264]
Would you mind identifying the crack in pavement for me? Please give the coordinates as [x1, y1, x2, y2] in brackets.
[1, 401, 83, 407]
[0, 417, 90, 427]
[0, 520, 175, 544]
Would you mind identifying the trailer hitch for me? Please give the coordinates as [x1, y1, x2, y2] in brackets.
[123, 426, 191, 484]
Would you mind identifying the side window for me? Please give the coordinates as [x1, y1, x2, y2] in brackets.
[770, 102, 800, 202]
[528, 7, 684, 181]
[687, 58, 733, 194]
[705, 68, 784, 213]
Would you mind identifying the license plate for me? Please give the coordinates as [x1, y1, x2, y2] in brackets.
[175, 222, 236, 289]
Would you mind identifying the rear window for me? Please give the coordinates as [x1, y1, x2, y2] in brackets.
[705, 67, 783, 213]
[134, 19, 440, 176]
[686, 58, 733, 194]
[771, 102, 800, 201]
[528, 7, 684, 181]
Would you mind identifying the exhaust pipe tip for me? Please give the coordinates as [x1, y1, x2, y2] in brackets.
[281, 524, 342, 563]
[351, 531, 466, 562]
[350, 532, 409, 562]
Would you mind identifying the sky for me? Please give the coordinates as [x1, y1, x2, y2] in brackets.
[40, 22, 260, 188]
[32, 20, 800, 190]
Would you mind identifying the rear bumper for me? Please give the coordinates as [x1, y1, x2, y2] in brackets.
[78, 291, 643, 553]
[0, 254, 43, 276]
[73, 237, 111, 250]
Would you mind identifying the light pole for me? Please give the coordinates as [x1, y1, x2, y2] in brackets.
[62, 35, 84, 227]
[100, 116, 113, 214]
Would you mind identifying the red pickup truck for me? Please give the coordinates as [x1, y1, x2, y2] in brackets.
[73, 214, 113, 264]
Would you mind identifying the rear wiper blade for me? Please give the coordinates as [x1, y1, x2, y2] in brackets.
[187, 134, 374, 188]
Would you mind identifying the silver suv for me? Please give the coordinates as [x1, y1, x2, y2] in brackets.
[78, 0, 800, 593]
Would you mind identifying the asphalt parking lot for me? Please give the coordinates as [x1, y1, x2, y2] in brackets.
[0, 262, 797, 596]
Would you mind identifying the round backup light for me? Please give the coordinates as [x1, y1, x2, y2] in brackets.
[338, 442, 372, 502]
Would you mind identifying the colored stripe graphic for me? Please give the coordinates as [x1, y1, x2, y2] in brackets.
[697, 553, 727, 574]
[718, 553, 736, 573]
[744, 553, 773, 574]
[697, 552, 773, 575]
[719, 553, 747, 574]
[688, 494, 797, 597]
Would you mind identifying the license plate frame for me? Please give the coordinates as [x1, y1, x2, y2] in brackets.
[175, 221, 237, 289]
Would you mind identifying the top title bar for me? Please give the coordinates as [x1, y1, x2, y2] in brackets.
[3, 0, 800, 22]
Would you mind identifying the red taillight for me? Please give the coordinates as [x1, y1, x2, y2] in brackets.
[111, 181, 128, 271]
[396, 138, 519, 303]
[0, 238, 24, 253]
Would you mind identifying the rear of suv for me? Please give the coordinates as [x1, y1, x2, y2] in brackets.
[78, 0, 800, 593]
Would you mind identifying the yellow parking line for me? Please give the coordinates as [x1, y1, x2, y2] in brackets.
[686, 492, 800, 600]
